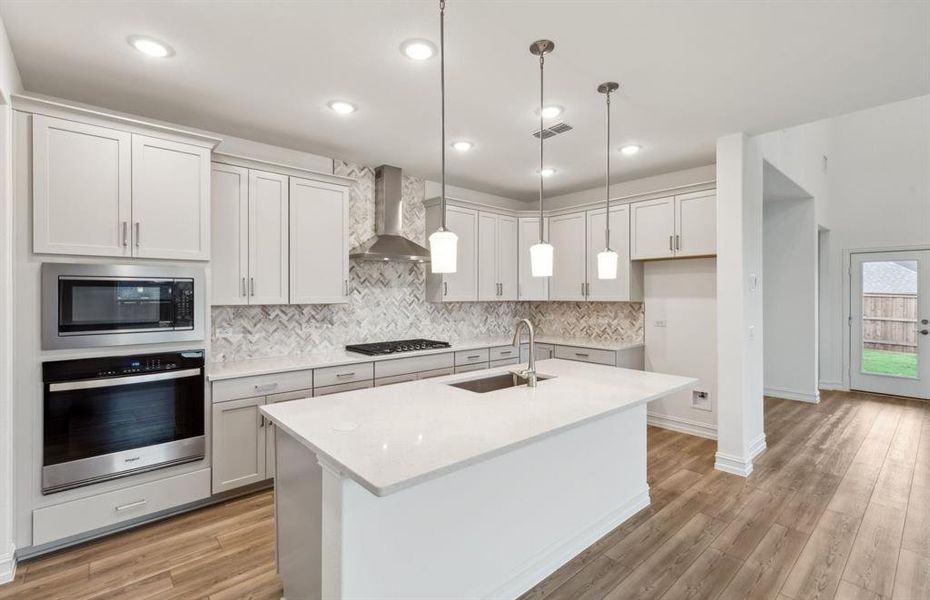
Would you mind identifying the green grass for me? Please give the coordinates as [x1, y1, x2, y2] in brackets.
[862, 349, 918, 378]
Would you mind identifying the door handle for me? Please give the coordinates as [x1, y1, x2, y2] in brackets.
[135, 222, 141, 247]
[122, 221, 129, 247]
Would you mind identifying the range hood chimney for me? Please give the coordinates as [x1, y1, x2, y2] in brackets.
[349, 165, 431, 263]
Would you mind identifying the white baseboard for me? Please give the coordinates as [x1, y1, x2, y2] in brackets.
[490, 488, 651, 599]
[749, 433, 767, 459]
[714, 451, 754, 477]
[764, 386, 820, 403]
[647, 413, 717, 440]
[0, 543, 16, 585]
[819, 380, 848, 392]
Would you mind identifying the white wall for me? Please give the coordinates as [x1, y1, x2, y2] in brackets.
[644, 258, 717, 439]
[0, 13, 21, 584]
[546, 164, 716, 210]
[763, 196, 818, 402]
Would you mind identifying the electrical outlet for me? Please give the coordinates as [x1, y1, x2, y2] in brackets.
[692, 390, 712, 411]
[654, 320, 667, 328]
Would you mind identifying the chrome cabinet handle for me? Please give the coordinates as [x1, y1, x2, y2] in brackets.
[443, 281, 448, 296]
[336, 372, 356, 378]
[575, 352, 590, 358]
[122, 222, 129, 247]
[135, 222, 141, 247]
[254, 382, 278, 393]
[676, 234, 680, 250]
[500, 350, 512, 356]
[115, 499, 147, 512]
[467, 355, 481, 360]
[581, 282, 585, 296]
[669, 235, 673, 252]
[241, 277, 246, 297]
[250, 277, 255, 297]
[586, 282, 590, 296]
[259, 415, 266, 428]
[344, 280, 349, 296]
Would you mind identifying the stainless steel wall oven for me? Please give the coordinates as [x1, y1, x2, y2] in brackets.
[42, 263, 204, 350]
[42, 350, 205, 493]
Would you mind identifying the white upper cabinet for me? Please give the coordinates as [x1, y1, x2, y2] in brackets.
[549, 212, 587, 301]
[477, 212, 518, 301]
[426, 205, 478, 302]
[131, 135, 210, 260]
[586, 205, 642, 302]
[289, 177, 349, 304]
[33, 116, 132, 257]
[675, 191, 716, 257]
[211, 163, 249, 305]
[32, 113, 212, 260]
[630, 192, 716, 260]
[248, 170, 290, 305]
[631, 197, 676, 260]
[518, 217, 549, 301]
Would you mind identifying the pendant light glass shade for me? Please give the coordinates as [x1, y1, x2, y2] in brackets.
[429, 228, 458, 273]
[597, 249, 618, 279]
[530, 242, 554, 277]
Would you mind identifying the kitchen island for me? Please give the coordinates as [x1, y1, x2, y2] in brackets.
[261, 358, 695, 600]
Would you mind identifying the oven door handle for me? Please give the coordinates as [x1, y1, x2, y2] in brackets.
[48, 368, 202, 392]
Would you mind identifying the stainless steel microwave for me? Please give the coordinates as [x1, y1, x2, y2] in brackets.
[42, 263, 204, 350]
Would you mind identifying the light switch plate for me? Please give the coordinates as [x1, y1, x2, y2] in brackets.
[654, 320, 667, 328]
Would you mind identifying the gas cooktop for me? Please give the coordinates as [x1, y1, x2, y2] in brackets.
[345, 339, 452, 356]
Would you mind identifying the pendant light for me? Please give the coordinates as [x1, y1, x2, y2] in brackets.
[596, 82, 620, 279]
[529, 40, 555, 278]
[428, 0, 458, 273]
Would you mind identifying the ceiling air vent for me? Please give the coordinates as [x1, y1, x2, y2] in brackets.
[532, 121, 573, 139]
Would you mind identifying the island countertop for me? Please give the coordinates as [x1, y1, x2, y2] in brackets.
[260, 359, 695, 497]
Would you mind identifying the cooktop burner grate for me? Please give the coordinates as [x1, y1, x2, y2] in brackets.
[345, 339, 452, 356]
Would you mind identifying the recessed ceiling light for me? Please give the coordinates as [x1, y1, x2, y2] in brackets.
[537, 167, 556, 177]
[620, 144, 641, 155]
[538, 105, 563, 119]
[451, 141, 473, 152]
[401, 39, 436, 61]
[328, 100, 357, 115]
[127, 35, 173, 58]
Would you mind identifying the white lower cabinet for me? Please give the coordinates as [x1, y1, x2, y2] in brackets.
[549, 212, 588, 301]
[33, 468, 211, 546]
[212, 396, 267, 494]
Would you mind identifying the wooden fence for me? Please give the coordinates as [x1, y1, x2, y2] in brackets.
[863, 294, 918, 353]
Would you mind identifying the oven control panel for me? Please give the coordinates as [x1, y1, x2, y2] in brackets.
[43, 350, 204, 383]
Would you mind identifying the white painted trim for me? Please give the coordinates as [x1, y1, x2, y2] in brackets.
[0, 543, 15, 585]
[819, 380, 848, 391]
[749, 433, 767, 460]
[714, 451, 754, 477]
[764, 386, 820, 403]
[647, 413, 717, 440]
[11, 94, 221, 148]
[484, 489, 651, 599]
[213, 152, 354, 186]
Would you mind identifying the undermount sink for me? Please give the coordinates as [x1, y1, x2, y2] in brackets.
[448, 372, 552, 393]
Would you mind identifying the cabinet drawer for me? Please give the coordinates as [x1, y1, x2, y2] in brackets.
[489, 345, 519, 361]
[490, 357, 520, 368]
[314, 380, 373, 397]
[33, 468, 210, 546]
[375, 353, 454, 378]
[375, 373, 418, 387]
[314, 362, 373, 387]
[213, 370, 312, 403]
[554, 345, 617, 366]
[266, 389, 311, 405]
[418, 367, 454, 380]
[455, 362, 487, 374]
[455, 348, 489, 366]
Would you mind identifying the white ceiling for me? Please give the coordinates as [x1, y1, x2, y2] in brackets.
[2, 1, 928, 201]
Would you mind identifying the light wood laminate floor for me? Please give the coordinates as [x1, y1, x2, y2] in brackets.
[2, 391, 928, 600]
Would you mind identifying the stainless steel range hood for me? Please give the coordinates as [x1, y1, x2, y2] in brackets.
[349, 165, 431, 263]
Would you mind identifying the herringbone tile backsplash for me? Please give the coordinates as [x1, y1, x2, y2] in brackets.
[211, 161, 643, 362]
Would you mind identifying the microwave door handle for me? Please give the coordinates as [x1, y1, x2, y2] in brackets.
[48, 368, 202, 392]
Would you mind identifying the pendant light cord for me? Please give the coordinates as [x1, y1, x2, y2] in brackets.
[439, 0, 447, 231]
[604, 88, 611, 250]
[538, 53, 545, 243]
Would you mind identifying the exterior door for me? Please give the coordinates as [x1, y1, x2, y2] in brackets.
[851, 250, 930, 399]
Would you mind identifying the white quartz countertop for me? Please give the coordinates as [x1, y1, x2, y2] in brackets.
[207, 337, 645, 381]
[260, 359, 694, 497]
